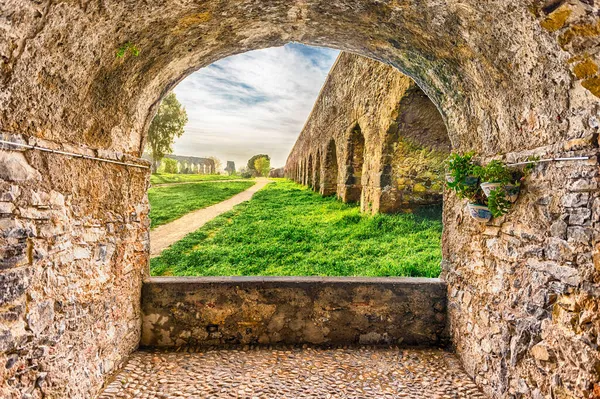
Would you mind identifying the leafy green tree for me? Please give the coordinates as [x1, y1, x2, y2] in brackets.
[162, 158, 178, 174]
[146, 93, 188, 172]
[208, 157, 222, 174]
[247, 154, 270, 176]
[254, 156, 271, 177]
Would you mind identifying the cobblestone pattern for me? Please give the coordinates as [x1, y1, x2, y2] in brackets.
[99, 346, 486, 399]
[141, 277, 447, 347]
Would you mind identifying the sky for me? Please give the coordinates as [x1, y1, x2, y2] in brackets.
[172, 43, 340, 170]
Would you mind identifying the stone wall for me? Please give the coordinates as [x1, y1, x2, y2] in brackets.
[284, 52, 450, 214]
[141, 277, 448, 347]
[1, 0, 600, 398]
[443, 137, 600, 399]
[0, 134, 150, 398]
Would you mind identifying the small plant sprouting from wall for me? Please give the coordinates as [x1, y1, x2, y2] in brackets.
[116, 42, 141, 58]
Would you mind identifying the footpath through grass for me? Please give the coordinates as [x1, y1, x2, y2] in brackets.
[148, 181, 255, 229]
[151, 180, 442, 277]
[150, 173, 249, 185]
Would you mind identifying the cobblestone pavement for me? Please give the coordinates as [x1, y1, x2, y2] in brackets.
[99, 346, 487, 398]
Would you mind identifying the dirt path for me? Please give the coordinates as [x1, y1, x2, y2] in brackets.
[150, 178, 271, 257]
[152, 178, 251, 188]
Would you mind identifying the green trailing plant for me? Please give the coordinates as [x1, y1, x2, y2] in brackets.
[476, 160, 513, 184]
[116, 42, 140, 58]
[523, 155, 540, 176]
[445, 152, 479, 200]
[487, 187, 511, 217]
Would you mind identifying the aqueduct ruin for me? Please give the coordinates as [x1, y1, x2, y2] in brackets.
[285, 52, 450, 214]
[1, 1, 600, 398]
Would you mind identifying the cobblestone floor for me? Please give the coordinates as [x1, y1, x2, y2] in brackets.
[99, 346, 486, 398]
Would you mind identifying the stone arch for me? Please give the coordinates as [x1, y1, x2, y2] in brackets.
[322, 139, 339, 197]
[2, 2, 600, 398]
[341, 124, 365, 203]
[307, 154, 314, 188]
[313, 150, 321, 192]
[302, 158, 308, 186]
[376, 83, 451, 213]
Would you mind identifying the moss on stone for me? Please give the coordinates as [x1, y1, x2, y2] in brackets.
[581, 77, 600, 98]
[173, 12, 212, 34]
[573, 58, 598, 79]
[540, 6, 572, 32]
[559, 21, 600, 48]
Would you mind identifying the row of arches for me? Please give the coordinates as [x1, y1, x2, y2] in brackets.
[289, 125, 364, 203]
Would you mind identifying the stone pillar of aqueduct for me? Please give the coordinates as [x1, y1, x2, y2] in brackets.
[1, 1, 599, 398]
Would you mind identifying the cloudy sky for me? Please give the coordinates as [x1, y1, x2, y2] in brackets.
[172, 43, 340, 170]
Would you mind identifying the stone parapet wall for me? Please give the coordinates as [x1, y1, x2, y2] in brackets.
[141, 277, 448, 347]
[0, 134, 150, 398]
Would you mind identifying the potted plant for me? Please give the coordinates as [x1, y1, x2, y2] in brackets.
[446, 152, 493, 222]
[477, 160, 520, 203]
[466, 190, 493, 222]
[445, 152, 479, 199]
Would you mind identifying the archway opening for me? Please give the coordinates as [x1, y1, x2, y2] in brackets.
[322, 139, 339, 197]
[307, 154, 314, 188]
[342, 124, 365, 203]
[313, 150, 321, 192]
[3, 2, 598, 397]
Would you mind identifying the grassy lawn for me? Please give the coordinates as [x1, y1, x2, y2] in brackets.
[148, 181, 255, 228]
[150, 173, 249, 185]
[151, 180, 442, 277]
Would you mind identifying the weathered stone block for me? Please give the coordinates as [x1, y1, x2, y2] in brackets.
[0, 267, 32, 306]
[0, 152, 41, 182]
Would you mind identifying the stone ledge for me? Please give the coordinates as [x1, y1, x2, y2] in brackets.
[141, 276, 448, 348]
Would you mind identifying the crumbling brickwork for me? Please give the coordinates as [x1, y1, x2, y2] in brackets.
[1, 1, 600, 398]
[285, 52, 450, 214]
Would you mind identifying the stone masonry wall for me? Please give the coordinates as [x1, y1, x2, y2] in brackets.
[0, 134, 150, 398]
[443, 136, 600, 399]
[141, 277, 448, 348]
[284, 52, 450, 214]
[2, 0, 600, 398]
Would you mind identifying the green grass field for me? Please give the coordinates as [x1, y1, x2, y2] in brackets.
[151, 180, 442, 277]
[150, 173, 249, 185]
[148, 181, 255, 228]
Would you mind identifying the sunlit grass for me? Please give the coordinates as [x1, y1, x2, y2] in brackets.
[151, 180, 442, 277]
[150, 173, 249, 184]
[148, 181, 255, 228]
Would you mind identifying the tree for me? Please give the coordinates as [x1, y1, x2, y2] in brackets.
[254, 156, 270, 177]
[208, 157, 222, 174]
[247, 154, 270, 175]
[146, 93, 188, 172]
[162, 158, 178, 174]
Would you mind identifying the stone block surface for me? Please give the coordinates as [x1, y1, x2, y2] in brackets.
[141, 277, 448, 347]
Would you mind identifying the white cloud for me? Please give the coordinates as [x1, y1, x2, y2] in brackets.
[172, 43, 340, 169]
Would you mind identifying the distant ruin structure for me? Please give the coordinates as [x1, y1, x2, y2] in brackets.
[143, 154, 215, 174]
[225, 161, 236, 175]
